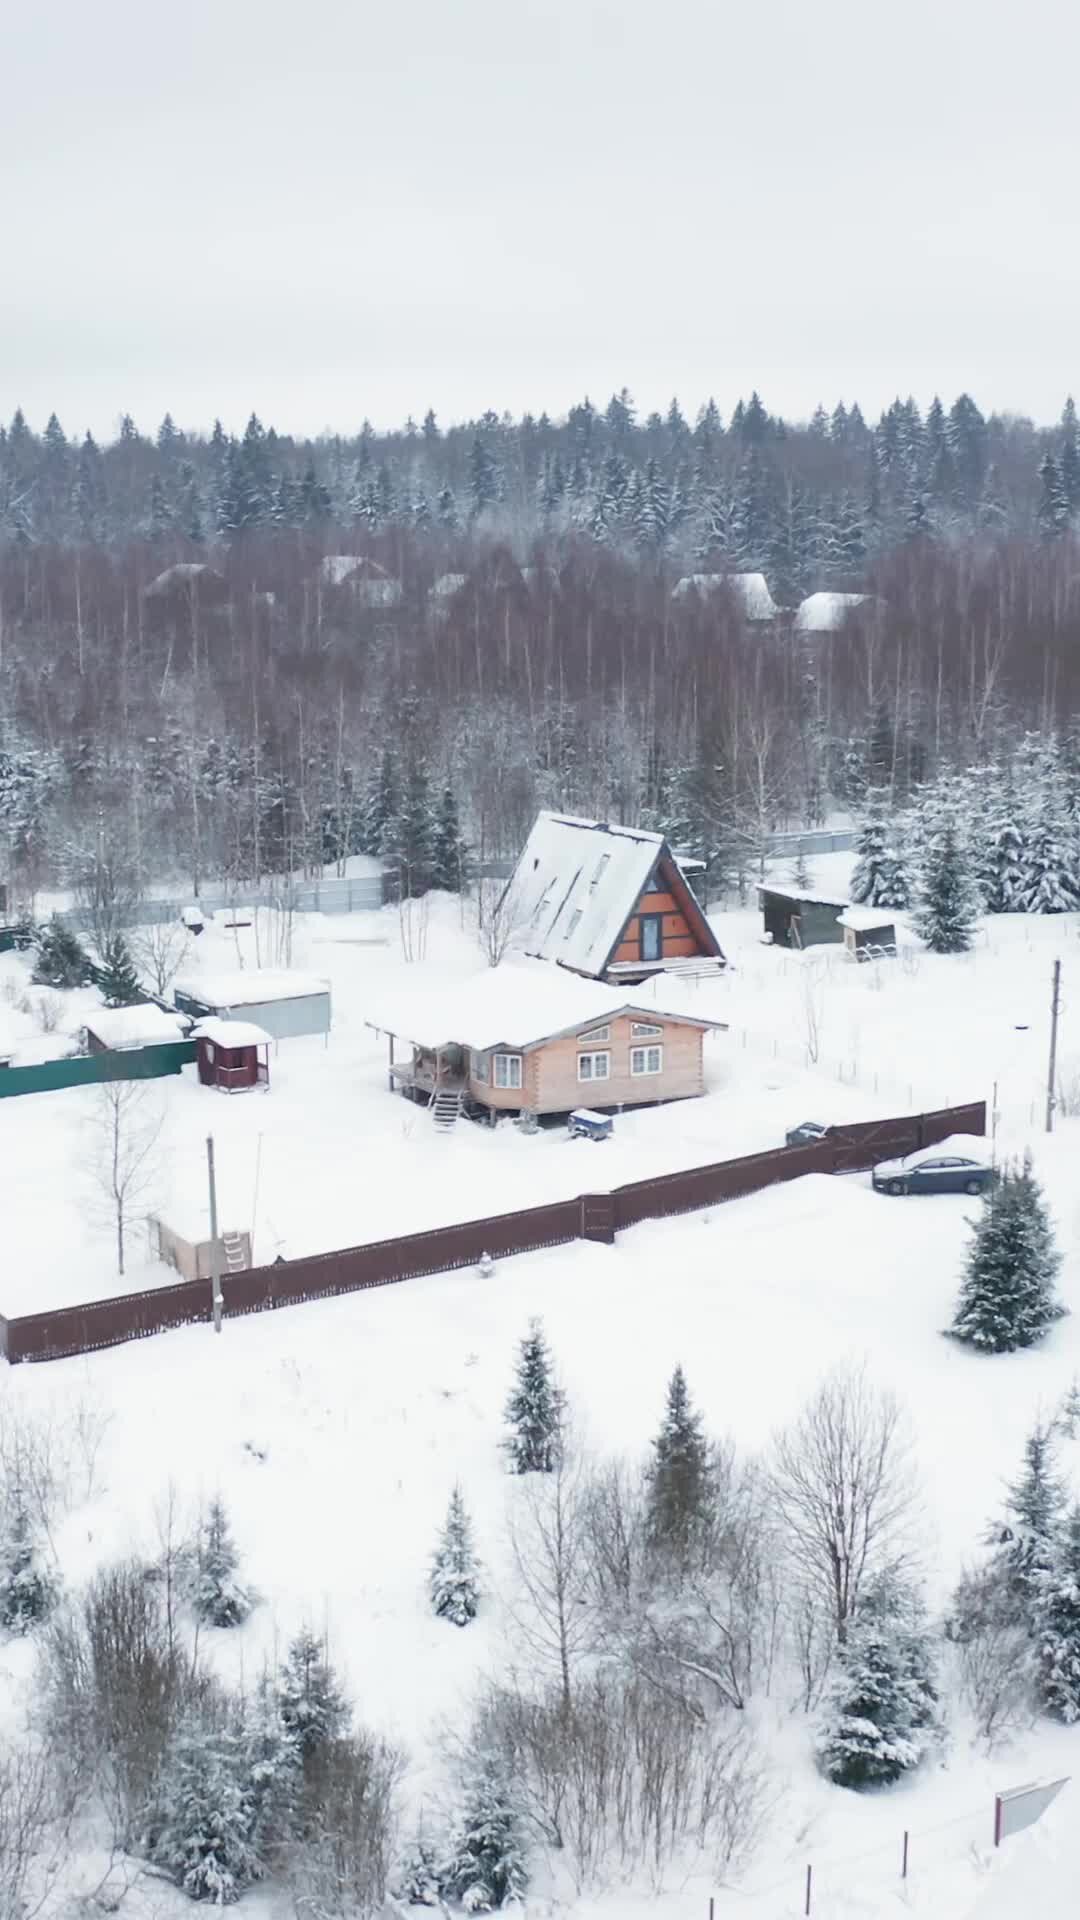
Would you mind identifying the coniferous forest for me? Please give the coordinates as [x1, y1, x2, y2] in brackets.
[2, 387, 1080, 899]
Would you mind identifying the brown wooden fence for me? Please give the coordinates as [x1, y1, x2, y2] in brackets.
[0, 1100, 985, 1366]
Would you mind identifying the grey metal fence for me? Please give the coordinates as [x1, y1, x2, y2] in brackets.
[53, 873, 387, 933]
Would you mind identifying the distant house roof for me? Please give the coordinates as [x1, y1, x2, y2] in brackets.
[671, 572, 778, 621]
[192, 1017, 273, 1049]
[144, 562, 228, 602]
[430, 572, 468, 600]
[363, 961, 726, 1054]
[794, 591, 883, 632]
[501, 811, 724, 978]
[175, 969, 330, 1010]
[319, 555, 402, 604]
[83, 1005, 189, 1050]
[758, 884, 848, 909]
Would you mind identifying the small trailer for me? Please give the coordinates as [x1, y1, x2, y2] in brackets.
[568, 1107, 614, 1143]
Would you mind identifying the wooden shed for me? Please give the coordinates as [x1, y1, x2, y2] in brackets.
[174, 969, 331, 1042]
[82, 1004, 189, 1053]
[192, 1018, 271, 1092]
[837, 907, 897, 960]
[758, 886, 847, 950]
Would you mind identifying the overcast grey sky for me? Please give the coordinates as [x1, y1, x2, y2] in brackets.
[3, 0, 1076, 442]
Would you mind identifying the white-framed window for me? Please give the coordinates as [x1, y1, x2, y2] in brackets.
[630, 1044, 663, 1076]
[631, 1021, 662, 1038]
[578, 1051, 611, 1082]
[493, 1052, 522, 1089]
[577, 1025, 610, 1045]
[471, 1049, 489, 1083]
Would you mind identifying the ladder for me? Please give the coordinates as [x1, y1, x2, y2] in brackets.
[221, 1232, 248, 1272]
[431, 1087, 465, 1131]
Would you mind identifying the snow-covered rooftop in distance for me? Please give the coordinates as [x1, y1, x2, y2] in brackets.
[83, 1005, 189, 1050]
[144, 562, 226, 599]
[504, 811, 666, 976]
[758, 884, 848, 908]
[430, 572, 468, 599]
[837, 906, 897, 932]
[191, 1017, 273, 1049]
[364, 960, 725, 1053]
[671, 572, 778, 620]
[10, 1033, 81, 1066]
[794, 591, 879, 632]
[175, 969, 330, 1009]
[319, 555, 401, 603]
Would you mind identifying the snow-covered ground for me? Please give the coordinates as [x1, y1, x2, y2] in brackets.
[1, 859, 1078, 1916]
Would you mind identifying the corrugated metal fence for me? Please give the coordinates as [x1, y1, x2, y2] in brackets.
[50, 873, 388, 935]
[0, 1041, 197, 1101]
[0, 1101, 984, 1365]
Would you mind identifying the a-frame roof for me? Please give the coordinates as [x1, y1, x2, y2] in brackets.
[502, 811, 722, 979]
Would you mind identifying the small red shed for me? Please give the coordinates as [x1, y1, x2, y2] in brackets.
[193, 1018, 271, 1093]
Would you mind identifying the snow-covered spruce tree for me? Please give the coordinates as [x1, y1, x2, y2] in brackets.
[1034, 1504, 1080, 1722]
[430, 1484, 482, 1626]
[949, 1155, 1065, 1354]
[278, 1627, 350, 1760]
[386, 757, 437, 900]
[850, 802, 910, 910]
[997, 1419, 1068, 1607]
[915, 821, 979, 953]
[504, 1318, 565, 1474]
[97, 933, 142, 1007]
[192, 1498, 253, 1628]
[146, 1714, 265, 1903]
[0, 1490, 57, 1634]
[431, 785, 470, 894]
[396, 1827, 445, 1906]
[817, 1573, 938, 1789]
[1016, 806, 1080, 914]
[32, 914, 93, 988]
[645, 1365, 716, 1566]
[442, 1749, 527, 1913]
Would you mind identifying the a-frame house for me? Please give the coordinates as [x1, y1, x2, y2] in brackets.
[501, 812, 725, 984]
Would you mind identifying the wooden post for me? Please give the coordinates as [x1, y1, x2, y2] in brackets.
[804, 1863, 812, 1915]
[387, 1031, 395, 1092]
[206, 1135, 223, 1335]
[1046, 958, 1062, 1133]
[902, 1829, 909, 1878]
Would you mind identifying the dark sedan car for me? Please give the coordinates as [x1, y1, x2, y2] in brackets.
[785, 1120, 829, 1148]
[871, 1136, 994, 1197]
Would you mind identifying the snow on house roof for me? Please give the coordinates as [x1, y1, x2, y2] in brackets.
[794, 591, 879, 632]
[319, 555, 402, 602]
[83, 1005, 189, 1050]
[837, 906, 896, 932]
[671, 572, 778, 620]
[144, 563, 227, 599]
[430, 572, 468, 599]
[192, 1017, 273, 1049]
[758, 884, 848, 909]
[363, 960, 725, 1053]
[175, 969, 330, 1010]
[504, 812, 668, 977]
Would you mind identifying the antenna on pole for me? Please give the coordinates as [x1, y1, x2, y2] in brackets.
[207, 1134, 223, 1334]
[1046, 959, 1062, 1134]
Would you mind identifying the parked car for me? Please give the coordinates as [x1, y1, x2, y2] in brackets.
[871, 1135, 994, 1197]
[785, 1120, 829, 1148]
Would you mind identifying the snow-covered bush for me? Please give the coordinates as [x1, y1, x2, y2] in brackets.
[145, 1710, 266, 1904]
[278, 1627, 350, 1759]
[442, 1748, 527, 1912]
[817, 1574, 938, 1788]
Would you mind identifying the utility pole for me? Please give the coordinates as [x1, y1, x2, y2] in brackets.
[1046, 958, 1062, 1134]
[206, 1134, 223, 1333]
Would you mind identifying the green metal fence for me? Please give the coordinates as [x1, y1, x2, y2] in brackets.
[0, 1041, 198, 1100]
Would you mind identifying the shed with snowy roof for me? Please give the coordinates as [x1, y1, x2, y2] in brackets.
[758, 884, 848, 950]
[174, 969, 330, 1042]
[501, 812, 725, 984]
[837, 906, 897, 960]
[794, 592, 885, 633]
[82, 1005, 189, 1053]
[192, 1018, 272, 1092]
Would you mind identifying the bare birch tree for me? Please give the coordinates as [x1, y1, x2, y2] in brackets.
[770, 1365, 918, 1644]
[474, 878, 527, 968]
[131, 917, 191, 997]
[508, 1441, 595, 1712]
[89, 1081, 164, 1276]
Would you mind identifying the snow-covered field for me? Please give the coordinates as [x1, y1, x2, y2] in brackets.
[1, 860, 1079, 1916]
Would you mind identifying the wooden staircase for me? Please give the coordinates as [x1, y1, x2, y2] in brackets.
[431, 1087, 465, 1131]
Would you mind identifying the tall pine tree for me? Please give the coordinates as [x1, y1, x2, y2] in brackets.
[429, 1484, 481, 1626]
[644, 1365, 716, 1565]
[443, 1750, 527, 1913]
[504, 1318, 564, 1474]
[950, 1156, 1065, 1354]
[914, 823, 979, 953]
